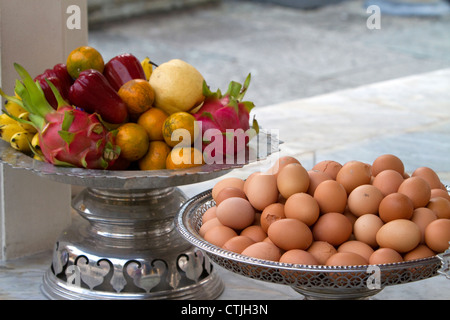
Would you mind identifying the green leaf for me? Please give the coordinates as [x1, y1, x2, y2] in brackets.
[95, 138, 104, 151]
[237, 73, 251, 101]
[81, 155, 88, 168]
[226, 98, 240, 115]
[0, 88, 26, 111]
[103, 141, 120, 161]
[44, 78, 70, 109]
[225, 81, 242, 99]
[202, 80, 221, 99]
[13, 63, 54, 118]
[252, 116, 259, 134]
[29, 113, 45, 131]
[91, 123, 104, 135]
[240, 101, 255, 113]
[58, 130, 75, 145]
[13, 80, 30, 106]
[100, 157, 108, 169]
[201, 111, 214, 121]
[1, 108, 35, 129]
[52, 158, 76, 167]
[61, 110, 74, 131]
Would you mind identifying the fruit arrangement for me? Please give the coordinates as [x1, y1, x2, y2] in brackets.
[0, 46, 258, 170]
[200, 154, 450, 266]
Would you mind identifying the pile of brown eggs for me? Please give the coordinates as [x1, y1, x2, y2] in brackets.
[199, 154, 450, 266]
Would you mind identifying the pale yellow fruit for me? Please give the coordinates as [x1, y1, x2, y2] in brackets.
[10, 131, 33, 153]
[4, 100, 26, 118]
[149, 59, 205, 115]
[141, 57, 153, 81]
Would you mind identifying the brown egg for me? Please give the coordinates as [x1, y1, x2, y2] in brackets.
[215, 187, 247, 206]
[202, 206, 217, 224]
[412, 167, 442, 189]
[262, 236, 274, 244]
[378, 192, 414, 223]
[312, 212, 352, 246]
[372, 154, 404, 177]
[403, 244, 436, 261]
[427, 197, 450, 219]
[204, 225, 238, 247]
[243, 171, 261, 195]
[376, 219, 421, 253]
[325, 252, 368, 266]
[213, 177, 246, 197]
[260, 203, 285, 233]
[430, 188, 450, 201]
[307, 241, 337, 265]
[347, 184, 384, 217]
[216, 197, 255, 230]
[424, 218, 450, 252]
[369, 248, 404, 264]
[222, 236, 255, 254]
[199, 217, 223, 237]
[411, 207, 437, 243]
[245, 173, 279, 211]
[337, 240, 374, 262]
[343, 209, 358, 227]
[353, 214, 384, 248]
[307, 170, 332, 196]
[268, 218, 313, 251]
[372, 169, 404, 196]
[267, 155, 301, 177]
[312, 160, 342, 180]
[398, 176, 431, 209]
[278, 194, 287, 204]
[313, 180, 347, 214]
[336, 160, 372, 194]
[241, 241, 281, 261]
[240, 225, 267, 242]
[212, 177, 245, 201]
[284, 192, 320, 226]
[279, 249, 319, 265]
[277, 163, 310, 199]
[253, 212, 262, 226]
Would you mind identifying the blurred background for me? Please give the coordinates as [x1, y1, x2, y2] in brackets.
[87, 0, 450, 108]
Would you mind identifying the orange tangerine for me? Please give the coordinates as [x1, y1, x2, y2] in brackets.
[115, 123, 149, 162]
[162, 111, 198, 147]
[137, 107, 169, 141]
[166, 147, 204, 170]
[138, 141, 172, 170]
[118, 79, 154, 116]
[66, 46, 104, 79]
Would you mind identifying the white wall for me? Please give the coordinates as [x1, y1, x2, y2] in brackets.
[0, 0, 88, 260]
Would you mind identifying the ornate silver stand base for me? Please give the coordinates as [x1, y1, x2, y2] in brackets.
[41, 187, 224, 300]
[0, 130, 280, 299]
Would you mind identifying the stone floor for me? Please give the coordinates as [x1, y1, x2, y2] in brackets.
[88, 0, 450, 108]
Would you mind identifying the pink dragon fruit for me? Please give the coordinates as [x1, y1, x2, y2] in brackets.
[192, 74, 259, 162]
[0, 63, 120, 169]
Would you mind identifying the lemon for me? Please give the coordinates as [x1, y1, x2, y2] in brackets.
[149, 59, 205, 115]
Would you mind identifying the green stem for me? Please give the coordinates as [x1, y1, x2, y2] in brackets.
[13, 63, 54, 119]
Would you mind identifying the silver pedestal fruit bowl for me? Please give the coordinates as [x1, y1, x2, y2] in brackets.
[0, 129, 280, 300]
[176, 189, 449, 300]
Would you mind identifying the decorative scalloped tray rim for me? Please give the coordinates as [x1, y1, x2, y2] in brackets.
[0, 129, 280, 189]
